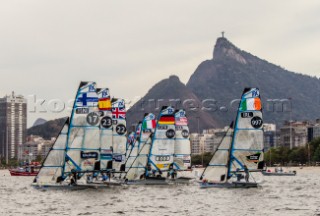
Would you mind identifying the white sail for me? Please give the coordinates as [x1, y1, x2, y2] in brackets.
[125, 132, 135, 163]
[112, 98, 127, 172]
[148, 106, 175, 173]
[63, 82, 101, 176]
[97, 88, 113, 171]
[34, 119, 69, 185]
[173, 109, 191, 171]
[125, 123, 142, 172]
[125, 137, 152, 180]
[200, 125, 233, 182]
[229, 87, 264, 175]
[140, 113, 156, 150]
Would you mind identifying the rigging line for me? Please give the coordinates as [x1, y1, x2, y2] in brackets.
[237, 155, 257, 184]
[123, 134, 152, 179]
[200, 124, 233, 179]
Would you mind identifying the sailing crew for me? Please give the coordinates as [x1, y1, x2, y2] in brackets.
[243, 165, 249, 182]
[69, 170, 77, 186]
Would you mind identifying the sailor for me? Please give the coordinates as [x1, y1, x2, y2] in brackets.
[243, 165, 249, 182]
[69, 170, 77, 186]
[236, 168, 242, 181]
[102, 173, 108, 181]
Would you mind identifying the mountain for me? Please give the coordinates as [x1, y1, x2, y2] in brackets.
[186, 37, 320, 127]
[32, 118, 47, 127]
[27, 117, 67, 139]
[126, 75, 217, 132]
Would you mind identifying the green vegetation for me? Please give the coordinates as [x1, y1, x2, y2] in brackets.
[265, 137, 320, 166]
[191, 138, 320, 167]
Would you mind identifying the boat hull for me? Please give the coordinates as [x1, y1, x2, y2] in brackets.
[126, 176, 169, 185]
[262, 171, 296, 176]
[167, 177, 193, 185]
[9, 170, 38, 176]
[199, 181, 259, 189]
[32, 182, 118, 190]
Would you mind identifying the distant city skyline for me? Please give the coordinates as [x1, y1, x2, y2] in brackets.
[1, 0, 320, 126]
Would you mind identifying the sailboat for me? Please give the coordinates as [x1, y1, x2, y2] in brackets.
[169, 109, 193, 184]
[147, 107, 175, 178]
[124, 113, 156, 185]
[200, 88, 265, 188]
[111, 98, 127, 177]
[33, 82, 124, 188]
[124, 122, 142, 174]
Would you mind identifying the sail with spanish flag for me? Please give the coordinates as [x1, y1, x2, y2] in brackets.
[97, 88, 113, 171]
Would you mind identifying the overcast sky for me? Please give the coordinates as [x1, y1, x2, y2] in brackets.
[0, 0, 319, 126]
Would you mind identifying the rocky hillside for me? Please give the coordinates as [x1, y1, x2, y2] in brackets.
[187, 37, 320, 127]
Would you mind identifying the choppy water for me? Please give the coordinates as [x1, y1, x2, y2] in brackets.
[0, 167, 319, 216]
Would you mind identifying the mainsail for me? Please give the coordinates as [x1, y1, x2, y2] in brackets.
[34, 118, 69, 185]
[125, 113, 155, 180]
[173, 109, 191, 171]
[200, 124, 233, 182]
[62, 82, 101, 177]
[148, 106, 175, 174]
[125, 137, 152, 180]
[112, 98, 127, 172]
[125, 122, 142, 172]
[97, 88, 113, 170]
[228, 87, 264, 176]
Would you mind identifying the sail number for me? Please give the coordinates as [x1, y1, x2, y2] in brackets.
[158, 125, 168, 130]
[86, 112, 100, 126]
[251, 116, 263, 128]
[156, 156, 170, 161]
[101, 116, 113, 128]
[182, 129, 189, 138]
[116, 124, 127, 135]
[166, 129, 175, 139]
[241, 112, 253, 118]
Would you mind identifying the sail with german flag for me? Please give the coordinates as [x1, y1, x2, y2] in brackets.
[147, 106, 175, 174]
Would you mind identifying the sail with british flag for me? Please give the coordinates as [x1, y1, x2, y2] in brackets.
[111, 98, 127, 173]
[33, 82, 128, 187]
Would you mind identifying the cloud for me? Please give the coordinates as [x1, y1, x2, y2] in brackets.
[0, 0, 320, 126]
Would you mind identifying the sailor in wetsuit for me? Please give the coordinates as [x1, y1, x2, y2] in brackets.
[243, 165, 249, 182]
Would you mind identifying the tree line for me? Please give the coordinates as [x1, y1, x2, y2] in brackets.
[191, 137, 320, 167]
